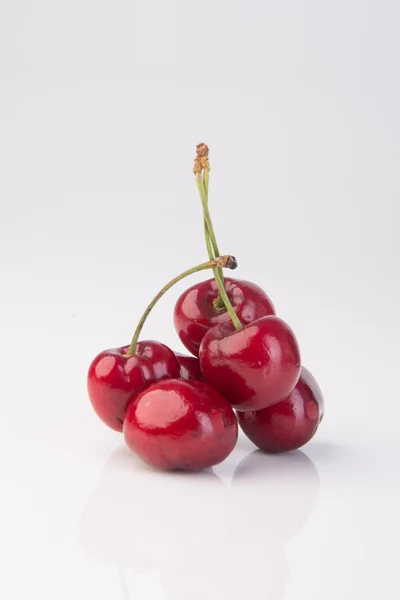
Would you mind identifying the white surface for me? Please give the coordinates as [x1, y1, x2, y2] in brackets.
[1, 1, 400, 598]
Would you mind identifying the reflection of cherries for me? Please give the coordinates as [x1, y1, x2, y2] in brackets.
[174, 277, 275, 357]
[175, 352, 202, 381]
[237, 368, 324, 453]
[123, 379, 238, 470]
[87, 342, 180, 431]
[232, 450, 320, 542]
[79, 447, 227, 573]
[199, 316, 301, 411]
[81, 448, 319, 600]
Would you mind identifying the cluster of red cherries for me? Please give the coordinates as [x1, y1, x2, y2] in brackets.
[87, 144, 324, 470]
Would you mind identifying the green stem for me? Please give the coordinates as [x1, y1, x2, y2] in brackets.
[203, 169, 218, 256]
[197, 177, 216, 263]
[213, 269, 242, 329]
[126, 256, 236, 356]
[197, 178, 221, 257]
[195, 176, 242, 330]
[196, 176, 225, 309]
[203, 168, 209, 198]
[204, 218, 214, 260]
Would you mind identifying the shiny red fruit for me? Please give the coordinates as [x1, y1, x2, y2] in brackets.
[174, 277, 275, 357]
[199, 316, 301, 412]
[87, 342, 180, 432]
[175, 352, 203, 381]
[237, 367, 324, 453]
[123, 379, 238, 470]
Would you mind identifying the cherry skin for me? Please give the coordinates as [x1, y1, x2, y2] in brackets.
[87, 341, 180, 432]
[123, 379, 238, 470]
[199, 315, 301, 412]
[175, 352, 203, 381]
[174, 277, 275, 357]
[237, 367, 324, 453]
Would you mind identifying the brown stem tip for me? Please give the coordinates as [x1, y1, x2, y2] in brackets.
[194, 143, 210, 174]
[193, 157, 202, 175]
[196, 143, 209, 158]
[215, 255, 238, 270]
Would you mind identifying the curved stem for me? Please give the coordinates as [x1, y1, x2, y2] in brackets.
[204, 218, 214, 260]
[203, 167, 209, 198]
[195, 176, 242, 330]
[213, 268, 242, 329]
[197, 178, 221, 258]
[203, 169, 217, 256]
[196, 176, 225, 309]
[198, 179, 215, 262]
[126, 256, 237, 356]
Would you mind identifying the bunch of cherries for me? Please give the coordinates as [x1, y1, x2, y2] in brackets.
[87, 144, 324, 470]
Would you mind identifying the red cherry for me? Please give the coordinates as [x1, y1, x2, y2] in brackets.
[237, 367, 324, 453]
[175, 352, 203, 381]
[123, 379, 238, 470]
[199, 315, 301, 411]
[174, 277, 275, 357]
[87, 341, 180, 432]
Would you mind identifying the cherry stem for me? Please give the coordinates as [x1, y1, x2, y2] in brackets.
[126, 255, 238, 356]
[202, 169, 224, 294]
[195, 174, 242, 330]
[196, 176, 227, 311]
[203, 169, 218, 255]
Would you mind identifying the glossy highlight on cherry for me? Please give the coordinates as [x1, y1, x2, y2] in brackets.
[174, 277, 275, 357]
[123, 379, 238, 470]
[87, 342, 180, 432]
[237, 367, 324, 453]
[175, 352, 203, 381]
[199, 315, 301, 411]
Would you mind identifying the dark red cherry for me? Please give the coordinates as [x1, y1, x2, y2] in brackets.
[237, 367, 324, 453]
[87, 341, 180, 432]
[174, 277, 275, 357]
[123, 379, 238, 470]
[199, 315, 301, 411]
[175, 352, 203, 381]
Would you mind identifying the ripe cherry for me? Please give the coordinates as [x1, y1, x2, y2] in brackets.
[87, 342, 180, 432]
[174, 277, 275, 357]
[123, 379, 238, 470]
[175, 352, 203, 381]
[237, 367, 324, 453]
[199, 315, 301, 411]
[87, 256, 236, 432]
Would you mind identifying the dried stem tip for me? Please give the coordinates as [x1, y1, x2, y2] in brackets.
[193, 143, 210, 174]
[196, 143, 209, 158]
[215, 255, 238, 270]
[200, 155, 210, 171]
[193, 157, 202, 175]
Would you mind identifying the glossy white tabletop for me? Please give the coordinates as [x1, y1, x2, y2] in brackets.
[1, 326, 399, 600]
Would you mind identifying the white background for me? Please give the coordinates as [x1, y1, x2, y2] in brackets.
[1, 1, 399, 598]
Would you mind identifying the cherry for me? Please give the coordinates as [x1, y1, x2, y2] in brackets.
[237, 367, 324, 453]
[123, 379, 238, 470]
[199, 315, 301, 411]
[175, 352, 203, 381]
[174, 277, 275, 357]
[88, 255, 236, 432]
[87, 342, 180, 432]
